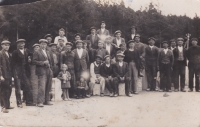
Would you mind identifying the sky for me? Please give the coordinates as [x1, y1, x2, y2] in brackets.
[123, 0, 200, 18]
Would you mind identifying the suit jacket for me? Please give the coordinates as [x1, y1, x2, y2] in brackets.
[12, 48, 32, 78]
[145, 46, 159, 66]
[56, 46, 67, 53]
[173, 47, 187, 67]
[60, 50, 75, 72]
[112, 37, 125, 52]
[158, 49, 174, 67]
[32, 48, 53, 76]
[86, 34, 99, 49]
[104, 44, 116, 59]
[0, 50, 12, 79]
[100, 63, 114, 78]
[134, 42, 145, 58]
[113, 62, 129, 79]
[73, 49, 89, 72]
[94, 48, 109, 60]
[126, 34, 136, 42]
[96, 29, 109, 36]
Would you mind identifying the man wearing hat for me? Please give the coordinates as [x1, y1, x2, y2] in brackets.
[86, 27, 99, 49]
[73, 40, 89, 81]
[95, 40, 109, 61]
[145, 37, 159, 91]
[12, 39, 34, 107]
[32, 39, 54, 107]
[169, 39, 176, 51]
[0, 40, 14, 113]
[56, 38, 67, 53]
[104, 36, 116, 61]
[96, 21, 110, 36]
[134, 34, 145, 77]
[54, 28, 68, 46]
[173, 38, 187, 92]
[112, 30, 125, 51]
[113, 53, 131, 97]
[44, 34, 53, 51]
[89, 55, 105, 96]
[100, 55, 115, 97]
[158, 41, 174, 92]
[60, 42, 76, 97]
[126, 26, 137, 42]
[186, 38, 200, 92]
[73, 33, 82, 49]
[49, 43, 60, 77]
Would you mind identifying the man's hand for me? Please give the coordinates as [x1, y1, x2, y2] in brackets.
[0, 76, 5, 81]
[108, 76, 112, 80]
[44, 60, 49, 65]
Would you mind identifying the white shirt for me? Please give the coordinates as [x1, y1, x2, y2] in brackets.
[106, 44, 111, 54]
[131, 34, 135, 40]
[90, 62, 100, 78]
[54, 36, 68, 46]
[116, 38, 121, 47]
[163, 49, 168, 54]
[119, 61, 123, 67]
[178, 46, 183, 52]
[101, 28, 105, 33]
[5, 51, 9, 58]
[106, 64, 110, 67]
[77, 48, 83, 58]
[42, 49, 47, 58]
[19, 49, 24, 55]
[171, 47, 175, 51]
[149, 45, 154, 50]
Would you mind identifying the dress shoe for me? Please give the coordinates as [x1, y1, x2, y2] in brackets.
[167, 90, 172, 92]
[37, 103, 44, 107]
[63, 98, 67, 101]
[133, 92, 138, 94]
[196, 89, 200, 92]
[146, 88, 150, 91]
[181, 89, 186, 92]
[114, 94, 118, 97]
[159, 89, 164, 92]
[44, 102, 53, 105]
[17, 104, 23, 108]
[100, 93, 104, 97]
[188, 89, 193, 92]
[2, 108, 9, 113]
[174, 89, 179, 92]
[110, 93, 114, 97]
[76, 96, 79, 99]
[127, 94, 132, 97]
[7, 106, 14, 109]
[26, 103, 37, 106]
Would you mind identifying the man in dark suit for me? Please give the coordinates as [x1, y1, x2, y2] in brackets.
[113, 53, 131, 97]
[169, 39, 176, 88]
[0, 40, 14, 113]
[72, 33, 82, 50]
[96, 21, 110, 40]
[145, 37, 159, 91]
[32, 39, 53, 107]
[95, 40, 109, 61]
[173, 38, 187, 92]
[158, 41, 174, 92]
[44, 34, 53, 51]
[12, 39, 34, 108]
[186, 38, 200, 92]
[73, 40, 89, 81]
[86, 27, 99, 49]
[126, 26, 137, 42]
[112, 30, 126, 52]
[56, 38, 67, 53]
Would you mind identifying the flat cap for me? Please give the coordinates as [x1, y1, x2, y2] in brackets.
[101, 21, 106, 24]
[116, 53, 125, 57]
[191, 38, 198, 42]
[58, 38, 64, 42]
[16, 39, 26, 43]
[104, 55, 110, 60]
[134, 34, 140, 38]
[162, 41, 169, 44]
[59, 28, 65, 32]
[44, 34, 52, 39]
[74, 33, 81, 37]
[130, 26, 137, 30]
[65, 42, 73, 46]
[148, 37, 156, 41]
[61, 64, 68, 68]
[90, 27, 96, 30]
[96, 55, 103, 59]
[32, 43, 40, 48]
[49, 43, 57, 47]
[115, 30, 122, 35]
[119, 43, 126, 47]
[75, 40, 83, 45]
[1, 40, 11, 45]
[170, 39, 176, 42]
[176, 38, 184, 41]
[39, 39, 48, 43]
[127, 40, 135, 45]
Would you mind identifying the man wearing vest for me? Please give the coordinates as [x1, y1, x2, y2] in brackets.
[89, 55, 105, 97]
[173, 38, 187, 92]
[33, 39, 53, 107]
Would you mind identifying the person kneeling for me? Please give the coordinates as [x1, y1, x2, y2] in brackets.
[113, 53, 131, 97]
[89, 55, 105, 97]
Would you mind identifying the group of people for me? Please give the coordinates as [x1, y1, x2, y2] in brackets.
[0, 21, 200, 113]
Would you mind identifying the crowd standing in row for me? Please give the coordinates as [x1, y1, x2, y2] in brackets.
[0, 21, 200, 113]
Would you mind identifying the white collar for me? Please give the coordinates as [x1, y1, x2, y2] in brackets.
[77, 48, 83, 51]
[106, 64, 110, 67]
[149, 45, 154, 48]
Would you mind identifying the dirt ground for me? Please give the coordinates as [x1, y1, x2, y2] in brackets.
[0, 88, 200, 127]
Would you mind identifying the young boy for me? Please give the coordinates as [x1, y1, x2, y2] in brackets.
[113, 53, 131, 97]
[100, 55, 114, 97]
[89, 55, 105, 97]
[173, 38, 187, 92]
[158, 41, 174, 92]
[0, 40, 13, 113]
[95, 40, 109, 61]
[145, 37, 159, 91]
[54, 28, 68, 46]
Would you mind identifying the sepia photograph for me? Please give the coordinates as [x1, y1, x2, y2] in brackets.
[0, 0, 200, 126]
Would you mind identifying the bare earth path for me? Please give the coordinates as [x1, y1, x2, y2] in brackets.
[0, 88, 200, 127]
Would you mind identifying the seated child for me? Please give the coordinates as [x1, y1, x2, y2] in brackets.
[76, 76, 88, 99]
[57, 64, 71, 101]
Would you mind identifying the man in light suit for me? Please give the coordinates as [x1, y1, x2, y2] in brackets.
[112, 30, 125, 52]
[86, 27, 99, 49]
[73, 40, 89, 81]
[96, 21, 110, 40]
[0, 40, 14, 113]
[32, 39, 53, 107]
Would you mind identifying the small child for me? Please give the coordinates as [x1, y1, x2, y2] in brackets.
[57, 64, 71, 101]
[76, 76, 87, 99]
